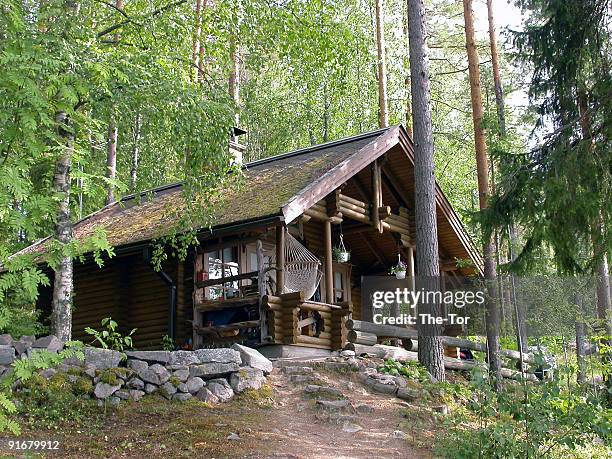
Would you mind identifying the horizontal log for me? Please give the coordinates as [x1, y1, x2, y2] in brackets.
[194, 320, 259, 335]
[297, 335, 331, 347]
[340, 206, 370, 224]
[346, 320, 417, 339]
[378, 206, 392, 219]
[196, 271, 258, 288]
[338, 193, 367, 208]
[347, 330, 377, 346]
[195, 296, 259, 311]
[304, 208, 329, 221]
[300, 301, 342, 312]
[339, 200, 370, 215]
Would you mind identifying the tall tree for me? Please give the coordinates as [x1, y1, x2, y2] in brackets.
[463, 0, 501, 388]
[375, 0, 388, 128]
[51, 112, 74, 342]
[407, 0, 445, 381]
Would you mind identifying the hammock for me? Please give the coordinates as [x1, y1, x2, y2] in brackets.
[282, 232, 322, 300]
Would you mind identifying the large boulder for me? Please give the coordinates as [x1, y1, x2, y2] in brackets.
[127, 359, 148, 372]
[185, 377, 205, 394]
[0, 334, 13, 346]
[125, 351, 170, 365]
[83, 348, 123, 370]
[32, 335, 63, 353]
[207, 378, 234, 402]
[173, 368, 190, 382]
[195, 348, 241, 365]
[160, 382, 178, 399]
[169, 351, 199, 367]
[94, 382, 121, 399]
[126, 378, 145, 390]
[229, 367, 265, 393]
[189, 362, 239, 379]
[0, 345, 15, 365]
[231, 344, 273, 374]
[138, 363, 170, 385]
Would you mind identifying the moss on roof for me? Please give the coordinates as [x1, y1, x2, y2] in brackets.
[19, 132, 379, 256]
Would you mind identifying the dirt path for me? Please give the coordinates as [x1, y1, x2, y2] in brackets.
[248, 362, 434, 459]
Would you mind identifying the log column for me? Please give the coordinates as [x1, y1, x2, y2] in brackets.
[275, 225, 285, 296]
[324, 220, 334, 303]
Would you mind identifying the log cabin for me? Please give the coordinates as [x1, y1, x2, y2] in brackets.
[25, 125, 483, 355]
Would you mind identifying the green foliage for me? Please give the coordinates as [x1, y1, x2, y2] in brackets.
[85, 317, 135, 352]
[438, 365, 612, 458]
[9, 342, 84, 384]
[378, 359, 430, 383]
[161, 334, 175, 352]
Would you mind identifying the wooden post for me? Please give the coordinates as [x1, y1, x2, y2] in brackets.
[275, 225, 285, 296]
[372, 161, 383, 233]
[407, 246, 415, 290]
[193, 252, 204, 349]
[324, 220, 334, 304]
[257, 240, 269, 342]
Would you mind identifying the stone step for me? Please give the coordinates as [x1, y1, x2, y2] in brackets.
[315, 399, 355, 413]
[281, 366, 315, 375]
[303, 384, 345, 399]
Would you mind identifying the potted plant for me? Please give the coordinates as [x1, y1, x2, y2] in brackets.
[333, 245, 350, 263]
[390, 260, 407, 279]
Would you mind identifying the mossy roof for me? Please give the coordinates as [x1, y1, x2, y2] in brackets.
[18, 130, 385, 256]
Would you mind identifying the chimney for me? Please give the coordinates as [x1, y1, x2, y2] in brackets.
[229, 126, 246, 167]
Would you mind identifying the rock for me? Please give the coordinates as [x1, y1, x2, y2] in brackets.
[126, 378, 145, 390]
[32, 335, 63, 353]
[282, 366, 313, 375]
[107, 396, 121, 406]
[173, 392, 192, 402]
[189, 362, 239, 379]
[207, 378, 234, 402]
[393, 376, 408, 388]
[0, 334, 13, 346]
[138, 364, 170, 385]
[177, 382, 189, 393]
[83, 347, 123, 370]
[125, 351, 170, 365]
[304, 385, 344, 398]
[340, 350, 356, 358]
[229, 367, 265, 393]
[160, 382, 177, 399]
[84, 366, 97, 379]
[144, 383, 158, 394]
[195, 348, 241, 365]
[20, 335, 35, 345]
[289, 374, 316, 384]
[355, 404, 374, 414]
[231, 344, 273, 374]
[371, 382, 398, 395]
[315, 399, 352, 412]
[342, 421, 362, 433]
[169, 351, 199, 367]
[39, 368, 57, 379]
[0, 345, 15, 365]
[115, 390, 131, 400]
[173, 368, 190, 382]
[391, 430, 408, 439]
[196, 388, 219, 404]
[397, 387, 420, 401]
[94, 382, 121, 399]
[185, 377, 205, 394]
[130, 390, 145, 401]
[12, 341, 30, 357]
[127, 359, 148, 372]
[227, 433, 241, 441]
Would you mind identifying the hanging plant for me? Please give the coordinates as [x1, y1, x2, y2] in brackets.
[333, 233, 350, 262]
[390, 255, 407, 279]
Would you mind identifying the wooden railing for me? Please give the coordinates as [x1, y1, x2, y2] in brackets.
[263, 292, 352, 350]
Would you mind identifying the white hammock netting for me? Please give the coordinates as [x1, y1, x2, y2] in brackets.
[282, 232, 322, 300]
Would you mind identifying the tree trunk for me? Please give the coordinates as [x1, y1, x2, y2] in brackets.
[407, 0, 445, 382]
[486, 0, 505, 135]
[229, 38, 240, 126]
[191, 0, 203, 82]
[105, 0, 123, 206]
[375, 0, 388, 128]
[105, 113, 117, 205]
[463, 0, 501, 389]
[403, 6, 413, 138]
[130, 112, 141, 192]
[52, 112, 74, 343]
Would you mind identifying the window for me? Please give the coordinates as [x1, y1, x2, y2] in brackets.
[204, 246, 239, 300]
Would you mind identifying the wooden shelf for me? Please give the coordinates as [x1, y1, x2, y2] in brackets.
[194, 320, 259, 335]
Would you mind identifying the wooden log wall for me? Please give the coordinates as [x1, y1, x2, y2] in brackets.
[69, 254, 186, 350]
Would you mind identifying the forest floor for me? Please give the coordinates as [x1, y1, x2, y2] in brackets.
[3, 363, 442, 458]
